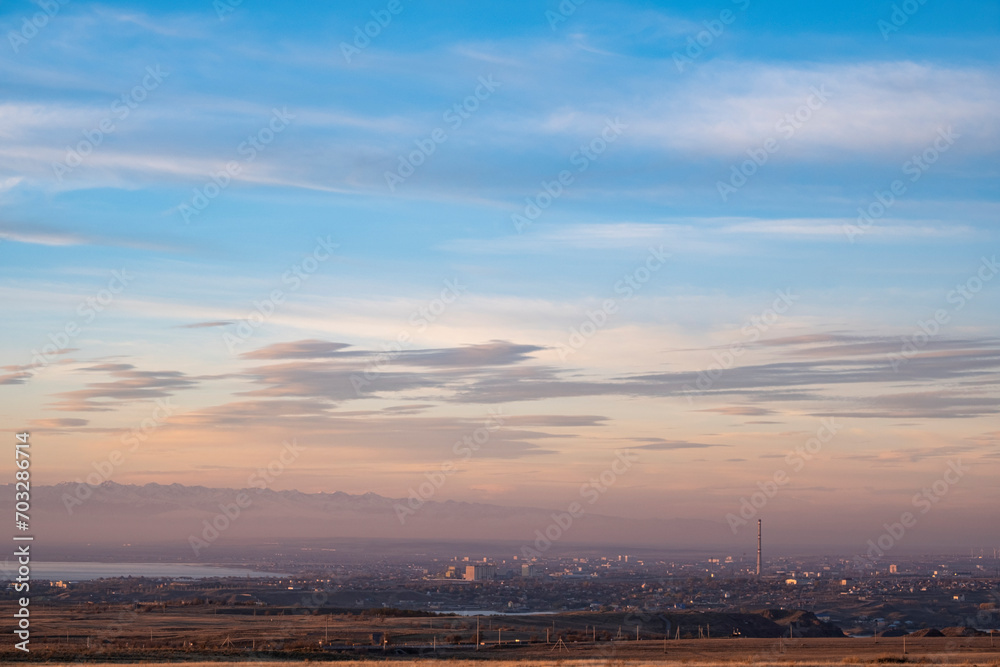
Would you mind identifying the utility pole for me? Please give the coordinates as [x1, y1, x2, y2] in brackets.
[476, 617, 480, 651]
[756, 519, 762, 577]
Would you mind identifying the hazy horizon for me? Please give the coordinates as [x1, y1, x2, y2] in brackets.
[5, 477, 997, 556]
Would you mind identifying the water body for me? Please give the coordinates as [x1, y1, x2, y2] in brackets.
[14, 562, 289, 581]
[438, 610, 560, 616]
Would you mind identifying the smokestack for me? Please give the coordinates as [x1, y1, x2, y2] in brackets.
[756, 519, 762, 577]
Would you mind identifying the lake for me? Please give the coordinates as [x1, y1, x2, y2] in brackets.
[6, 561, 289, 581]
[438, 610, 559, 616]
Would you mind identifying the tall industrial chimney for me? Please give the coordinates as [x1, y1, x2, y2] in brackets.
[756, 519, 762, 577]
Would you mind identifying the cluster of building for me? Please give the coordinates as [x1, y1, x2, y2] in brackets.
[5, 549, 997, 637]
[441, 561, 542, 581]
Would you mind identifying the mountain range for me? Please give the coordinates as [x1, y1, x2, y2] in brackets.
[11, 482, 738, 554]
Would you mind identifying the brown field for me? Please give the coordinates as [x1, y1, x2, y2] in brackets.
[2, 604, 998, 664]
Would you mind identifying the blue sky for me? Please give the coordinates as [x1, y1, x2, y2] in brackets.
[1, 0, 998, 549]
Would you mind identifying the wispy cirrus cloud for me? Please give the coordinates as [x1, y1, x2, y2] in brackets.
[0, 221, 185, 251]
[0, 222, 95, 247]
[631, 438, 729, 451]
[50, 363, 201, 412]
[719, 219, 978, 240]
[243, 339, 543, 367]
[839, 443, 989, 464]
[27, 417, 90, 432]
[697, 406, 776, 416]
[1, 348, 78, 385]
[223, 335, 1000, 420]
[822, 391, 1000, 420]
[175, 320, 233, 329]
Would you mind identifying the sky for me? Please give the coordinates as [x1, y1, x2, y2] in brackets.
[1, 0, 998, 551]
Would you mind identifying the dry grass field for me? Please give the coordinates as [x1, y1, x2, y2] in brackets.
[12, 655, 1000, 667]
[2, 604, 998, 664]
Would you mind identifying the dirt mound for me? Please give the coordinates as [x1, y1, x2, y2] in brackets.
[908, 627, 944, 637]
[877, 627, 908, 637]
[941, 626, 984, 637]
[757, 609, 847, 638]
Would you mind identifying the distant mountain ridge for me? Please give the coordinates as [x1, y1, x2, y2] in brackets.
[8, 481, 735, 551]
